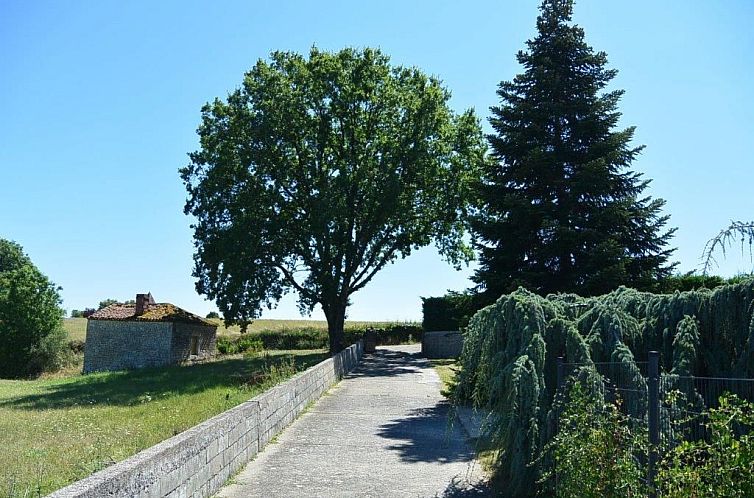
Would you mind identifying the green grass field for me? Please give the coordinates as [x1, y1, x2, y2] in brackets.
[63, 318, 88, 342]
[0, 349, 327, 496]
[63, 317, 415, 342]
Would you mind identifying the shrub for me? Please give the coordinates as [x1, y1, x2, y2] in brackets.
[655, 272, 747, 293]
[454, 279, 754, 495]
[545, 382, 647, 498]
[550, 390, 754, 498]
[344, 323, 423, 346]
[422, 291, 480, 331]
[216, 335, 263, 355]
[206, 311, 220, 319]
[68, 339, 85, 354]
[253, 327, 329, 350]
[0, 240, 68, 378]
[217, 323, 422, 353]
[658, 393, 754, 498]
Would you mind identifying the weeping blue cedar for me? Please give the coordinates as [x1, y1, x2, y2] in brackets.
[456, 279, 754, 496]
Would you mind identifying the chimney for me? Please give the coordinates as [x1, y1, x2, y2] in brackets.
[135, 292, 153, 316]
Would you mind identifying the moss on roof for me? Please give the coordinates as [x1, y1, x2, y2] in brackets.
[88, 303, 215, 326]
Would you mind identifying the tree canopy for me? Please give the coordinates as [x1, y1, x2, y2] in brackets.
[181, 47, 485, 351]
[0, 239, 67, 377]
[98, 298, 118, 310]
[472, 0, 676, 300]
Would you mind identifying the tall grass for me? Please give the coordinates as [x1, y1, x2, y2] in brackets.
[0, 349, 326, 496]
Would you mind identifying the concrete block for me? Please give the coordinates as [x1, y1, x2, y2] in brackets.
[205, 439, 219, 463]
[422, 331, 463, 358]
[209, 454, 223, 476]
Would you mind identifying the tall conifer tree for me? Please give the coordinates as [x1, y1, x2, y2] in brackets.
[473, 0, 676, 299]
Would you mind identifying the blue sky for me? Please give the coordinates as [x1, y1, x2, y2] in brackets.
[2, 0, 753, 321]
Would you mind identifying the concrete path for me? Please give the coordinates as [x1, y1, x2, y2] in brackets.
[215, 345, 484, 498]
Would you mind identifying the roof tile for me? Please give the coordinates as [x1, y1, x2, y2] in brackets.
[88, 303, 214, 326]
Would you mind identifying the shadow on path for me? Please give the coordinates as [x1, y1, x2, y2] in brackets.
[376, 403, 476, 463]
[344, 348, 427, 379]
[359, 348, 477, 465]
[434, 476, 493, 497]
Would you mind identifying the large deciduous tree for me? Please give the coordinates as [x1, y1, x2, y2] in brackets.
[472, 0, 676, 300]
[181, 47, 485, 352]
[0, 239, 67, 378]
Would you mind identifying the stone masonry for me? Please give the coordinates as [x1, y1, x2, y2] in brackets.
[48, 341, 364, 498]
[83, 293, 217, 373]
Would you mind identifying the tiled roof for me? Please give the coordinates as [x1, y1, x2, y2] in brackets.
[88, 303, 215, 326]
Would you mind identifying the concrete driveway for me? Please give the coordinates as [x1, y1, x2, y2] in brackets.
[215, 345, 485, 498]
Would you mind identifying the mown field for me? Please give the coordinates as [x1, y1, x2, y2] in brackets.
[63, 317, 416, 342]
[0, 349, 327, 496]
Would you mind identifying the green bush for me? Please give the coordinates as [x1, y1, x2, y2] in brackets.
[454, 279, 754, 495]
[545, 381, 647, 498]
[658, 393, 754, 498]
[550, 390, 754, 498]
[254, 327, 330, 350]
[422, 291, 480, 331]
[654, 272, 749, 293]
[217, 323, 422, 353]
[0, 239, 68, 378]
[216, 335, 264, 355]
[68, 339, 85, 354]
[344, 323, 423, 346]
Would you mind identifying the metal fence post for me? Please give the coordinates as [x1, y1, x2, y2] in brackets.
[555, 356, 565, 495]
[648, 351, 660, 498]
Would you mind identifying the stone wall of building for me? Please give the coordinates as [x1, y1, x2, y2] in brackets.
[171, 323, 217, 363]
[48, 341, 364, 498]
[83, 321, 173, 373]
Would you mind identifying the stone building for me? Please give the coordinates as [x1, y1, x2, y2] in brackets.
[83, 293, 217, 373]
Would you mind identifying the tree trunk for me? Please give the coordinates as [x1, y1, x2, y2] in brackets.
[324, 302, 347, 354]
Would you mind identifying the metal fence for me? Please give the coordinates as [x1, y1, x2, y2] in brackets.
[555, 352, 754, 497]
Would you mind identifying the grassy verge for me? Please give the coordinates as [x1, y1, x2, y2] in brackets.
[430, 359, 460, 398]
[0, 349, 327, 496]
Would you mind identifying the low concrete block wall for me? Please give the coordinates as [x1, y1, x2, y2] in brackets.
[48, 341, 364, 498]
[422, 331, 463, 359]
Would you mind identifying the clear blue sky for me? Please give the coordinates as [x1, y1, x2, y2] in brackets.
[2, 0, 753, 321]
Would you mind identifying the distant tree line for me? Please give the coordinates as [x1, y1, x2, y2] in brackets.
[70, 298, 135, 318]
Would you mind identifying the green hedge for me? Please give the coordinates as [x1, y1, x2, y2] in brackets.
[216, 335, 264, 355]
[655, 272, 749, 293]
[422, 291, 481, 331]
[217, 323, 422, 353]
